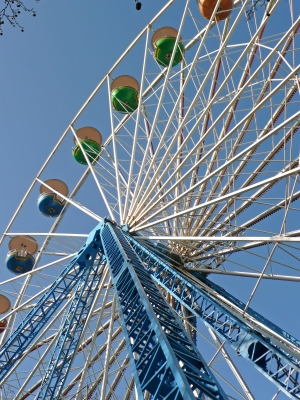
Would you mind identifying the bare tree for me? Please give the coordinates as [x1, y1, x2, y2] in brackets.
[0, 0, 39, 35]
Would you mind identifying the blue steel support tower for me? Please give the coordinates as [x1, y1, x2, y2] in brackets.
[100, 220, 229, 399]
[0, 226, 103, 384]
[35, 256, 105, 399]
[126, 232, 300, 399]
[0, 221, 299, 399]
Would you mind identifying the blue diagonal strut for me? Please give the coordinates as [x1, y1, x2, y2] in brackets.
[100, 220, 229, 400]
[36, 256, 105, 399]
[126, 232, 300, 399]
[1, 221, 299, 399]
[0, 226, 102, 386]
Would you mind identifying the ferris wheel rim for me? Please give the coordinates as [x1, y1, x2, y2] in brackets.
[0, 0, 299, 398]
[0, 0, 251, 249]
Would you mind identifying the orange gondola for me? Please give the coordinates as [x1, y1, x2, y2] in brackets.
[0, 319, 7, 334]
[198, 0, 233, 21]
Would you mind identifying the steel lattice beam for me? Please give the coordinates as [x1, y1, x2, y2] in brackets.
[100, 220, 228, 400]
[127, 233, 300, 399]
[0, 226, 102, 386]
[36, 257, 105, 399]
[1, 222, 300, 399]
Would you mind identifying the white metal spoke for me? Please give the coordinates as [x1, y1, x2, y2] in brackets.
[1, 1, 299, 398]
[189, 65, 300, 232]
[136, 235, 300, 243]
[14, 297, 75, 398]
[185, 269, 300, 282]
[6, 232, 88, 238]
[207, 326, 255, 400]
[36, 178, 102, 222]
[100, 295, 117, 399]
[0, 253, 75, 289]
[107, 75, 124, 223]
[70, 126, 116, 221]
[128, 0, 237, 220]
[123, 27, 150, 222]
[129, 4, 286, 222]
[133, 66, 300, 226]
[0, 293, 75, 388]
[75, 269, 111, 395]
[133, 164, 300, 232]
[194, 128, 300, 239]
[60, 326, 123, 398]
[104, 355, 131, 400]
[128, 0, 192, 217]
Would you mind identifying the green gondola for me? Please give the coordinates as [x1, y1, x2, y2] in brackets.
[152, 27, 185, 68]
[72, 127, 102, 165]
[111, 76, 140, 114]
[72, 139, 101, 165]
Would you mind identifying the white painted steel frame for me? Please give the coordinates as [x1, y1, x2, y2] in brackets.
[136, 235, 300, 242]
[132, 107, 300, 231]
[128, 0, 250, 222]
[0, 0, 177, 247]
[187, 39, 300, 234]
[186, 269, 300, 282]
[107, 76, 124, 223]
[128, 0, 192, 218]
[131, 19, 299, 225]
[70, 126, 116, 221]
[75, 268, 111, 396]
[207, 327, 255, 400]
[1, 0, 299, 398]
[36, 178, 102, 222]
[134, 164, 300, 232]
[123, 27, 150, 223]
[0, 1, 251, 254]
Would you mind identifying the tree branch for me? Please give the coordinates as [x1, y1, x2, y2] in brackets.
[0, 0, 39, 35]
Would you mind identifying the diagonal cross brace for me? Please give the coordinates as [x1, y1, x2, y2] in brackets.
[0, 226, 102, 385]
[127, 234, 300, 399]
[36, 256, 105, 400]
[100, 220, 228, 400]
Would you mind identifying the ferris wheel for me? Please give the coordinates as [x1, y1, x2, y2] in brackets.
[0, 0, 299, 398]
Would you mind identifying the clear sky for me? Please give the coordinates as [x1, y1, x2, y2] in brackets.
[0, 1, 299, 398]
[0, 0, 164, 221]
[0, 0, 167, 272]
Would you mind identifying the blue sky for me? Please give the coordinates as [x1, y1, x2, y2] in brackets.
[0, 0, 163, 216]
[0, 0, 299, 398]
[0, 0, 167, 262]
